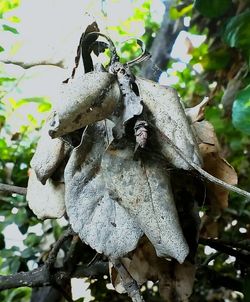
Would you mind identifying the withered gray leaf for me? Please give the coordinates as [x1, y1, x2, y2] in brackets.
[49, 72, 120, 138]
[136, 77, 202, 170]
[110, 62, 143, 138]
[27, 169, 65, 220]
[30, 119, 71, 184]
[101, 142, 189, 263]
[64, 122, 143, 258]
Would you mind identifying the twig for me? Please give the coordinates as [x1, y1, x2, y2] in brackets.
[46, 227, 75, 269]
[154, 126, 250, 198]
[110, 258, 145, 302]
[0, 183, 27, 195]
[199, 238, 250, 263]
[1, 60, 64, 69]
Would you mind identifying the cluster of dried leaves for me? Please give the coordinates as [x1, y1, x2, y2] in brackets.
[26, 23, 238, 301]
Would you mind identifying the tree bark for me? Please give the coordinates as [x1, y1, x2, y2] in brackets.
[139, 0, 185, 81]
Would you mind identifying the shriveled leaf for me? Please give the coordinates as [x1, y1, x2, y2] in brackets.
[27, 170, 65, 220]
[65, 122, 143, 258]
[102, 141, 189, 263]
[30, 119, 71, 184]
[185, 97, 209, 123]
[194, 121, 238, 209]
[110, 63, 143, 138]
[136, 77, 202, 169]
[111, 237, 195, 301]
[49, 72, 120, 138]
[159, 260, 195, 302]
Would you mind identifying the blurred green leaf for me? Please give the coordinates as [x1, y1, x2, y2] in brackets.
[38, 102, 51, 112]
[21, 247, 36, 259]
[0, 0, 20, 14]
[200, 49, 231, 70]
[170, 4, 193, 20]
[9, 257, 20, 273]
[232, 84, 250, 135]
[0, 46, 4, 52]
[24, 233, 41, 247]
[16, 97, 51, 108]
[194, 0, 232, 18]
[2, 24, 18, 34]
[224, 10, 250, 50]
[5, 287, 31, 302]
[7, 16, 20, 23]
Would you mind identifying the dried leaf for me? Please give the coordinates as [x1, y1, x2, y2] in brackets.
[110, 63, 143, 138]
[194, 120, 238, 209]
[30, 120, 71, 184]
[49, 72, 121, 138]
[27, 169, 65, 220]
[185, 97, 209, 123]
[101, 142, 189, 263]
[159, 260, 195, 302]
[65, 122, 143, 258]
[111, 237, 195, 301]
[136, 77, 202, 170]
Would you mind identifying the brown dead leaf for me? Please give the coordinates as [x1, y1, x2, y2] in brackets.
[193, 120, 238, 210]
[110, 237, 195, 301]
[185, 97, 209, 123]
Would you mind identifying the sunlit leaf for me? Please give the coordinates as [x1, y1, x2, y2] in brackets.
[38, 102, 51, 112]
[16, 97, 50, 108]
[7, 16, 20, 23]
[170, 4, 193, 20]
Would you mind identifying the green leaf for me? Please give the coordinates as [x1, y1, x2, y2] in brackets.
[24, 233, 41, 247]
[200, 48, 231, 70]
[16, 97, 50, 108]
[38, 102, 51, 112]
[170, 4, 193, 20]
[7, 16, 20, 23]
[232, 84, 250, 135]
[194, 0, 232, 18]
[9, 257, 20, 273]
[0, 46, 4, 52]
[2, 24, 18, 34]
[224, 10, 250, 50]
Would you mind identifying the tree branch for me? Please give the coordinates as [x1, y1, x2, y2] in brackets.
[1, 60, 64, 69]
[199, 237, 250, 263]
[110, 258, 145, 302]
[153, 125, 250, 198]
[46, 227, 75, 269]
[0, 266, 50, 290]
[139, 0, 185, 81]
[0, 183, 27, 195]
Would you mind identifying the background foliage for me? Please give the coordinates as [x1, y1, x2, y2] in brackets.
[0, 0, 250, 301]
